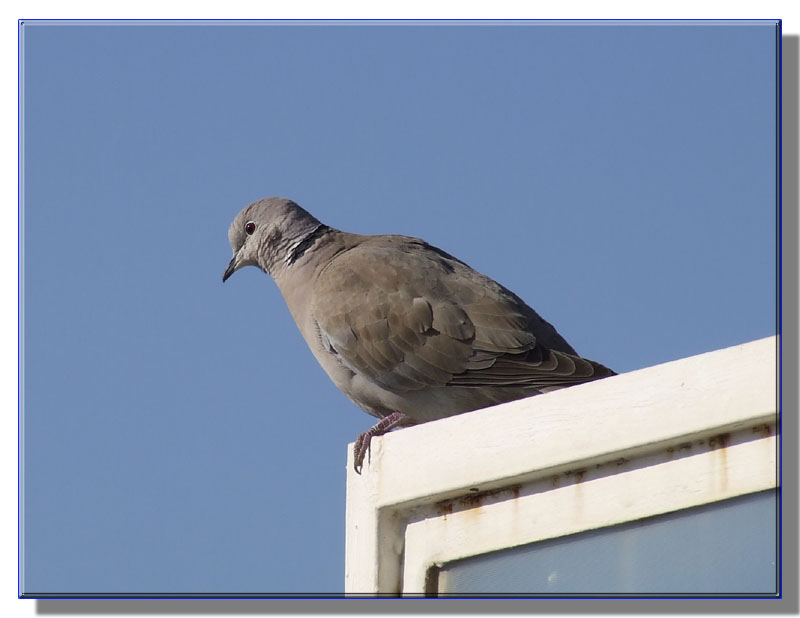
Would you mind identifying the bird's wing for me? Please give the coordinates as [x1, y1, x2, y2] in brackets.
[311, 236, 613, 393]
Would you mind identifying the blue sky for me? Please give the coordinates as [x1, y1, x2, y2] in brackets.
[20, 21, 778, 594]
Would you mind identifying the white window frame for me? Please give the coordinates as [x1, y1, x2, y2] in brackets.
[344, 336, 779, 596]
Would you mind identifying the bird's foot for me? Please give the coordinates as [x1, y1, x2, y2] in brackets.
[353, 412, 415, 474]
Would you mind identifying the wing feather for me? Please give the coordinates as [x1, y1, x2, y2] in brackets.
[312, 236, 614, 395]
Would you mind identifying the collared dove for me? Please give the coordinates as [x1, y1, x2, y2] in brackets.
[223, 197, 615, 473]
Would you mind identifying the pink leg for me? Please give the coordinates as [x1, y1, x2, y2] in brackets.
[353, 412, 415, 474]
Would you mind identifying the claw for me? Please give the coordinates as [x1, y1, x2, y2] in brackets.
[352, 412, 415, 474]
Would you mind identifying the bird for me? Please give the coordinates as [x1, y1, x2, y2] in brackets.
[223, 197, 615, 473]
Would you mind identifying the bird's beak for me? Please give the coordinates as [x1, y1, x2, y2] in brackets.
[222, 255, 239, 282]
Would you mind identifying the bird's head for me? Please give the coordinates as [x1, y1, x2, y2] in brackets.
[223, 197, 322, 282]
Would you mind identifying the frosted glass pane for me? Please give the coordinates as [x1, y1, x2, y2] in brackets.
[438, 490, 777, 594]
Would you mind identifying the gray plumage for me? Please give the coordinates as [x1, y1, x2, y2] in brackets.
[223, 197, 615, 471]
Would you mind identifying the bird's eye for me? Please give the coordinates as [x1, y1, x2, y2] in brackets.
[245, 221, 256, 235]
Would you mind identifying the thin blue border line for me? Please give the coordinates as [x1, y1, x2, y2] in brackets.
[16, 17, 784, 600]
[15, 591, 787, 599]
[776, 19, 784, 599]
[15, 17, 784, 602]
[17, 16, 24, 602]
[16, 18, 783, 25]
